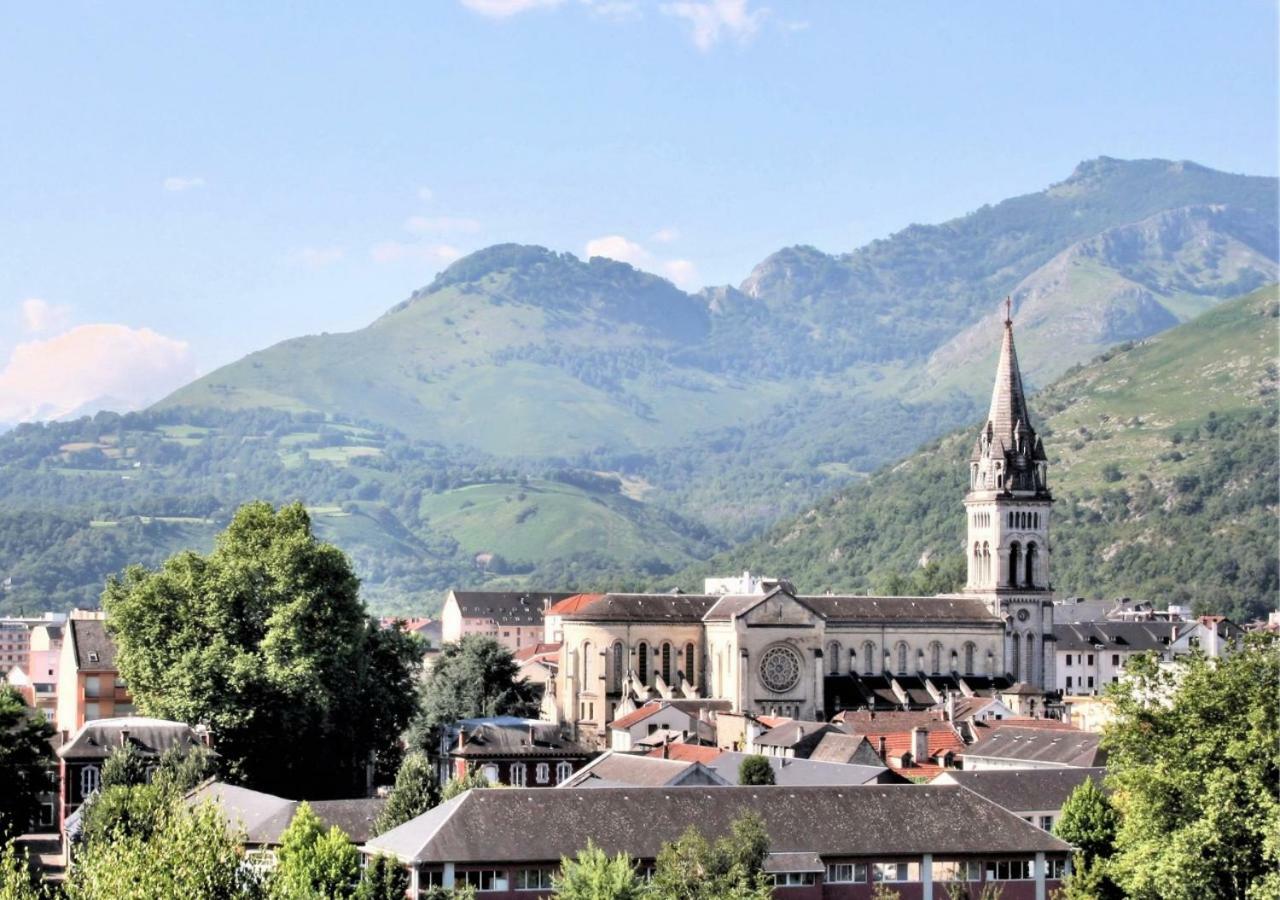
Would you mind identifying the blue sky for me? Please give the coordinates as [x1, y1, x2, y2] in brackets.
[0, 0, 1276, 421]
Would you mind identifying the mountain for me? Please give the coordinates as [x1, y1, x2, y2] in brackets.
[0, 158, 1275, 616]
[674, 285, 1279, 624]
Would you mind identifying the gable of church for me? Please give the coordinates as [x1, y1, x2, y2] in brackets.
[741, 590, 825, 629]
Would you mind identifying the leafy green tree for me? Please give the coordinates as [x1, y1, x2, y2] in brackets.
[354, 854, 409, 900]
[1055, 779, 1117, 867]
[409, 636, 537, 748]
[736, 755, 775, 786]
[101, 742, 149, 789]
[0, 687, 54, 841]
[268, 802, 358, 900]
[67, 802, 256, 900]
[1102, 635, 1279, 900]
[0, 839, 47, 900]
[103, 501, 422, 797]
[420, 886, 477, 900]
[440, 770, 490, 803]
[374, 751, 439, 834]
[80, 783, 169, 846]
[150, 743, 217, 795]
[553, 842, 643, 900]
[646, 812, 772, 900]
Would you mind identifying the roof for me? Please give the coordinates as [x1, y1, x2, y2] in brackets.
[935, 768, 1108, 815]
[964, 726, 1105, 768]
[363, 785, 1073, 865]
[1054, 622, 1174, 654]
[187, 782, 385, 844]
[446, 591, 575, 626]
[58, 717, 206, 760]
[801, 595, 999, 624]
[644, 744, 723, 764]
[709, 751, 888, 787]
[832, 710, 950, 732]
[513, 642, 561, 663]
[609, 702, 665, 731]
[985, 317, 1031, 449]
[764, 852, 825, 874]
[69, 618, 117, 672]
[444, 718, 592, 759]
[557, 752, 725, 789]
[545, 594, 605, 616]
[562, 593, 720, 623]
[753, 720, 837, 749]
[807, 733, 882, 767]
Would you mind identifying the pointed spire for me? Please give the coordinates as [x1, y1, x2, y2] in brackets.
[985, 300, 1030, 445]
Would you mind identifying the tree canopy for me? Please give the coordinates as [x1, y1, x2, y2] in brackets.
[410, 636, 537, 747]
[268, 802, 359, 900]
[736, 755, 775, 786]
[554, 842, 645, 900]
[0, 687, 54, 841]
[373, 751, 439, 835]
[103, 501, 421, 797]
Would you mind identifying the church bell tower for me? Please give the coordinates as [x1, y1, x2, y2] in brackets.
[964, 301, 1054, 689]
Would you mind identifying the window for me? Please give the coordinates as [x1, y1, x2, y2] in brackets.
[1087, 654, 1094, 665]
[80, 765, 100, 797]
[1065, 654, 1073, 666]
[510, 763, 526, 787]
[84, 702, 101, 721]
[872, 862, 920, 882]
[771, 872, 817, 886]
[1087, 676, 1095, 689]
[1048, 858, 1069, 879]
[638, 643, 649, 684]
[826, 863, 867, 883]
[1066, 676, 1073, 690]
[535, 763, 549, 784]
[611, 643, 624, 691]
[963, 642, 975, 676]
[1112, 654, 1120, 666]
[986, 860, 1033, 880]
[84, 676, 101, 698]
[581, 641, 593, 687]
[684, 643, 696, 683]
[931, 861, 981, 882]
[827, 642, 841, 675]
[556, 761, 572, 783]
[661, 643, 673, 684]
[460, 870, 509, 892]
[1039, 815, 1054, 830]
[862, 642, 876, 676]
[929, 642, 942, 675]
[482, 765, 499, 783]
[896, 642, 908, 676]
[516, 868, 555, 890]
[39, 803, 54, 827]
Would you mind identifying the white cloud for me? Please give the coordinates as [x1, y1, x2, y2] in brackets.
[0, 324, 197, 423]
[650, 226, 681, 244]
[293, 246, 346, 268]
[370, 241, 463, 265]
[162, 176, 205, 192]
[581, 0, 640, 20]
[21, 298, 71, 334]
[584, 234, 700, 290]
[660, 0, 766, 50]
[404, 215, 481, 235]
[460, 0, 565, 17]
[417, 186, 435, 202]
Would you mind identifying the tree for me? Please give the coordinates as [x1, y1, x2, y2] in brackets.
[101, 742, 149, 789]
[374, 751, 439, 835]
[0, 687, 54, 841]
[1101, 635, 1279, 900]
[409, 636, 537, 749]
[82, 745, 217, 846]
[553, 842, 643, 900]
[354, 854, 409, 900]
[67, 802, 256, 900]
[1055, 779, 1117, 866]
[440, 770, 490, 803]
[646, 812, 772, 900]
[736, 755, 775, 786]
[103, 501, 422, 797]
[0, 839, 46, 900]
[268, 802, 358, 900]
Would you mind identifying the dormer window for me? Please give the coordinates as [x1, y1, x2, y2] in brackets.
[88, 651, 99, 663]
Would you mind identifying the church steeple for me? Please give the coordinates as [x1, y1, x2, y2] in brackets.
[971, 302, 1048, 496]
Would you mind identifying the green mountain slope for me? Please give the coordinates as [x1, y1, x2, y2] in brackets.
[676, 286, 1279, 623]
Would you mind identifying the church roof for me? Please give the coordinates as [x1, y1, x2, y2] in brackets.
[802, 595, 998, 624]
[986, 315, 1031, 448]
[558, 593, 719, 623]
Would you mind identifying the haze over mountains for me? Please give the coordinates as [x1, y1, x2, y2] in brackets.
[1, 157, 1275, 616]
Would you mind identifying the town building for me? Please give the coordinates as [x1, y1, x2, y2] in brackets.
[961, 725, 1105, 771]
[931, 768, 1107, 832]
[608, 699, 728, 752]
[706, 750, 895, 787]
[435, 716, 593, 788]
[544, 314, 1059, 748]
[557, 751, 728, 788]
[55, 614, 132, 735]
[440, 590, 574, 652]
[362, 784, 1073, 898]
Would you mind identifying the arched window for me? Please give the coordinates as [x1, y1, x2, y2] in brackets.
[684, 642, 696, 684]
[896, 642, 909, 676]
[929, 642, 942, 675]
[827, 641, 841, 675]
[971, 542, 981, 583]
[949, 649, 959, 674]
[581, 641, 593, 688]
[849, 646, 857, 673]
[1025, 633, 1036, 683]
[661, 642, 673, 684]
[80, 765, 100, 798]
[637, 643, 649, 684]
[611, 642, 624, 691]
[862, 641, 876, 676]
[982, 542, 991, 583]
[556, 762, 572, 784]
[1008, 542, 1021, 588]
[1025, 542, 1037, 587]
[964, 642, 976, 676]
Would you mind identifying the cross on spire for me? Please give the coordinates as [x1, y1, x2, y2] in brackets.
[1004, 296, 1012, 326]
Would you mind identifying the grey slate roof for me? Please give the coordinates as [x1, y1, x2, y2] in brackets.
[69, 618, 117, 671]
[803, 595, 998, 624]
[937, 768, 1108, 814]
[309, 798, 388, 843]
[807, 733, 884, 767]
[765, 852, 825, 873]
[963, 727, 1105, 768]
[1054, 622, 1173, 654]
[444, 717, 593, 759]
[188, 782, 386, 845]
[363, 785, 1072, 864]
[58, 717, 206, 760]
[709, 751, 889, 787]
[558, 752, 725, 789]
[565, 593, 720, 623]
[447, 591, 575, 626]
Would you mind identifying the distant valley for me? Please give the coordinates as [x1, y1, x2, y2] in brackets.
[0, 158, 1275, 616]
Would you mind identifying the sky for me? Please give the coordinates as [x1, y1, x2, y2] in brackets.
[1, 0, 1277, 422]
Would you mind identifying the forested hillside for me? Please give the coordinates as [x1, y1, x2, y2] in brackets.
[676, 286, 1279, 623]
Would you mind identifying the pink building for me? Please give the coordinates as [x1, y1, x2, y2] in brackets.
[440, 591, 574, 652]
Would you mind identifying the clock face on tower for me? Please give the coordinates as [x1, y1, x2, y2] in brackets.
[1016, 608, 1030, 622]
[759, 644, 803, 693]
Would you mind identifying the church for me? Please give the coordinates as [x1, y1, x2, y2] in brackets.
[544, 310, 1057, 747]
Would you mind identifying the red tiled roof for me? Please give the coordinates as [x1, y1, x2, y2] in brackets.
[513, 642, 561, 662]
[756, 716, 791, 728]
[609, 702, 664, 731]
[546, 594, 605, 616]
[645, 744, 723, 764]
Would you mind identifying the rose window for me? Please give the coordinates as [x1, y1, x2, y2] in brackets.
[759, 644, 803, 693]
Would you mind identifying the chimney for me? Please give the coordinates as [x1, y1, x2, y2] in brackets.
[946, 692, 956, 723]
[662, 735, 670, 760]
[527, 725, 536, 747]
[119, 727, 130, 747]
[457, 726, 467, 751]
[876, 735, 887, 759]
[911, 726, 929, 764]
